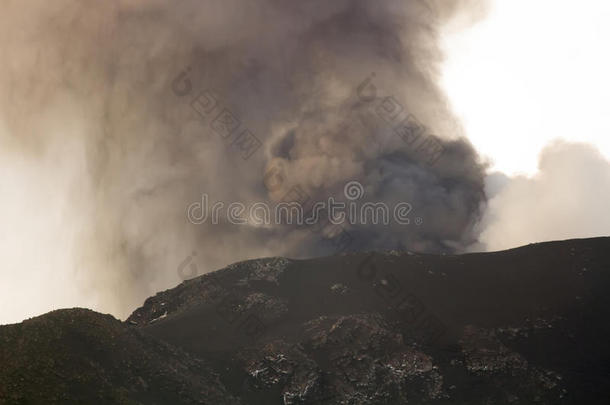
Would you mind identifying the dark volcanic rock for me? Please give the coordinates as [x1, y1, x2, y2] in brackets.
[2, 238, 610, 404]
[127, 238, 610, 404]
[0, 309, 239, 405]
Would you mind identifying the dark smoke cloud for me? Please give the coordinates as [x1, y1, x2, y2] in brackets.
[0, 0, 487, 322]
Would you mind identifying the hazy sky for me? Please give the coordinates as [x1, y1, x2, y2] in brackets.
[1, 0, 610, 325]
[441, 0, 610, 176]
[439, 0, 610, 253]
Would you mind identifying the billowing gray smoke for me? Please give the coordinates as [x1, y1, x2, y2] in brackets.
[0, 0, 487, 322]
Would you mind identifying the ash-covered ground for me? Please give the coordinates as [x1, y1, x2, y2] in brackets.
[2, 237, 610, 404]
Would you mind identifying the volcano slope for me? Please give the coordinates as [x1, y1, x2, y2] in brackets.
[2, 237, 610, 404]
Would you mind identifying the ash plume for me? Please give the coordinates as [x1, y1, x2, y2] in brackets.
[0, 0, 487, 323]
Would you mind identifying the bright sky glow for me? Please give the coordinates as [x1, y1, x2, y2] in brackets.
[441, 0, 610, 176]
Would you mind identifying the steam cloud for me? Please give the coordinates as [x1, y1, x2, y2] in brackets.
[478, 141, 610, 251]
[0, 0, 488, 323]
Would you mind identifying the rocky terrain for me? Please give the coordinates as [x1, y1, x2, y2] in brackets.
[0, 309, 238, 404]
[2, 237, 610, 404]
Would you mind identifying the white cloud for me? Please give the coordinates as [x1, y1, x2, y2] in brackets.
[479, 141, 610, 251]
